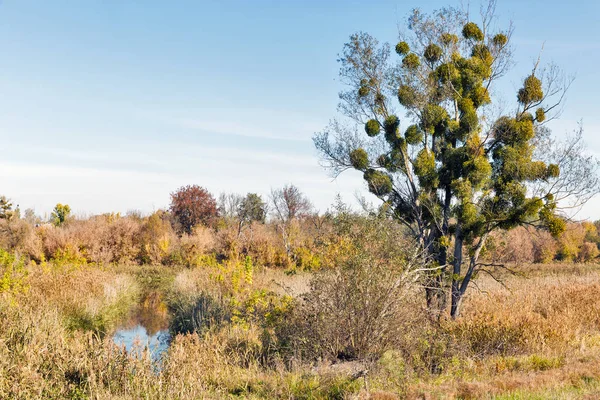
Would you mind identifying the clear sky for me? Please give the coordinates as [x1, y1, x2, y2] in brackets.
[2, 0, 600, 219]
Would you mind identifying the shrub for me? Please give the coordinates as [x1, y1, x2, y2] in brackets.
[169, 227, 216, 267]
[0, 249, 28, 296]
[38, 215, 143, 265]
[136, 211, 175, 264]
[531, 229, 558, 263]
[0, 218, 41, 259]
[87, 214, 140, 264]
[484, 227, 535, 263]
[578, 242, 599, 263]
[278, 214, 425, 363]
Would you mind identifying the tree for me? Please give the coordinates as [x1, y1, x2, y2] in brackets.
[217, 192, 244, 220]
[51, 203, 71, 226]
[218, 192, 267, 236]
[232, 193, 268, 237]
[270, 184, 312, 222]
[23, 209, 41, 226]
[170, 185, 218, 234]
[238, 193, 267, 224]
[314, 3, 599, 318]
[270, 184, 313, 259]
[0, 196, 15, 221]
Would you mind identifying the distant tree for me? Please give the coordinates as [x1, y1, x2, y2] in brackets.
[232, 193, 268, 237]
[0, 196, 15, 221]
[217, 192, 244, 219]
[170, 185, 218, 234]
[270, 185, 313, 259]
[270, 184, 313, 223]
[51, 203, 71, 226]
[23, 209, 41, 225]
[238, 193, 267, 224]
[125, 209, 144, 221]
[314, 3, 599, 318]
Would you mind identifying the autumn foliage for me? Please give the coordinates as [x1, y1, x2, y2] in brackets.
[170, 185, 219, 234]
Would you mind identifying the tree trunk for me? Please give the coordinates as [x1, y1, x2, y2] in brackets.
[424, 229, 448, 319]
[450, 233, 488, 319]
[450, 227, 463, 319]
[451, 256, 472, 319]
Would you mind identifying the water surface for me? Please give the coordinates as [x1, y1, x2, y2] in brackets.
[112, 291, 171, 362]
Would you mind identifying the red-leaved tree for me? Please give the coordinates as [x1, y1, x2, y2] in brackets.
[170, 185, 218, 234]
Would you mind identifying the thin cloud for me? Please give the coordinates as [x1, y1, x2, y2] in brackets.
[159, 107, 325, 142]
[177, 118, 308, 141]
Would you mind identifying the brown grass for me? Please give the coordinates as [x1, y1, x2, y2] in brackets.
[2, 261, 600, 398]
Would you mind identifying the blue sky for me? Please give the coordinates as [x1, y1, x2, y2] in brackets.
[2, 0, 600, 219]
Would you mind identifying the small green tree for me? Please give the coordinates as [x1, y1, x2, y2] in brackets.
[238, 193, 267, 224]
[314, 4, 599, 318]
[0, 196, 15, 221]
[51, 203, 71, 226]
[236, 193, 267, 236]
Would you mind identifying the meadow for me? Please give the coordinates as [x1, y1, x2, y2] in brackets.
[2, 206, 600, 399]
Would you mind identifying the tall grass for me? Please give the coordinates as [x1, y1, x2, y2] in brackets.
[3, 258, 600, 398]
[3, 210, 600, 398]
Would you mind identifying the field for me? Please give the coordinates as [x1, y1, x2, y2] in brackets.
[0, 242, 600, 399]
[0, 207, 600, 399]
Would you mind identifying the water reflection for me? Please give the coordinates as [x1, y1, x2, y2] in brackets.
[113, 325, 170, 361]
[112, 291, 171, 362]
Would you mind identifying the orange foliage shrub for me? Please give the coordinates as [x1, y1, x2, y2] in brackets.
[578, 242, 599, 263]
[166, 226, 216, 267]
[485, 222, 599, 264]
[0, 219, 43, 261]
[485, 227, 535, 263]
[215, 221, 290, 268]
[37, 215, 141, 265]
[531, 229, 558, 263]
[1, 206, 599, 269]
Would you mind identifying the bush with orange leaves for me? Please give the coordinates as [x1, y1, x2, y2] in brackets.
[2, 202, 600, 271]
[36, 214, 141, 265]
[484, 227, 535, 264]
[484, 222, 600, 265]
